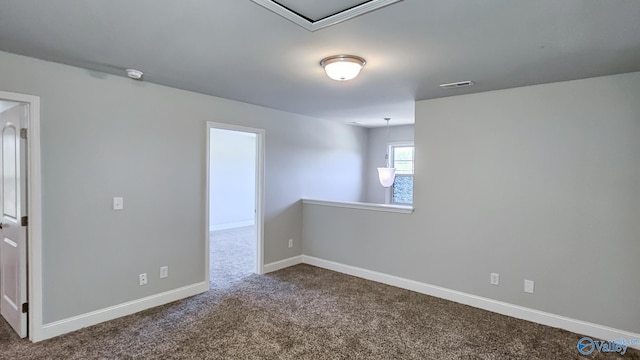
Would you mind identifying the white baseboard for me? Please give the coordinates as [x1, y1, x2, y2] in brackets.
[210, 220, 254, 232]
[301, 255, 640, 350]
[35, 256, 640, 351]
[36, 281, 209, 342]
[263, 255, 303, 274]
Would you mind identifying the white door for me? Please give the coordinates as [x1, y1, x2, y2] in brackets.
[0, 102, 28, 338]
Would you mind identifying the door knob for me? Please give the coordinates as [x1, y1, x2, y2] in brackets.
[0, 223, 3, 229]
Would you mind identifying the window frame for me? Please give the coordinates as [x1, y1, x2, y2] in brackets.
[386, 141, 414, 205]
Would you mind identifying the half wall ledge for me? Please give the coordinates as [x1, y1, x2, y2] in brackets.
[302, 199, 414, 214]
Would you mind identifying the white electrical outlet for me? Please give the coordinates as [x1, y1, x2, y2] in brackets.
[160, 266, 169, 279]
[288, 239, 293, 248]
[524, 279, 535, 294]
[490, 273, 500, 286]
[139, 273, 147, 286]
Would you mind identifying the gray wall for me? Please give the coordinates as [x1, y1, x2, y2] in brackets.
[364, 124, 414, 203]
[0, 51, 367, 323]
[304, 71, 640, 333]
[210, 129, 256, 230]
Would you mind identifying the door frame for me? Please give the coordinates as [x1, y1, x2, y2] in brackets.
[205, 121, 265, 279]
[0, 91, 42, 341]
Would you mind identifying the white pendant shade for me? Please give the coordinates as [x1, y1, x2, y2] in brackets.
[320, 55, 366, 81]
[377, 167, 396, 188]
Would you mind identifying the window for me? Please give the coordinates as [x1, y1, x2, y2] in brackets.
[389, 143, 414, 205]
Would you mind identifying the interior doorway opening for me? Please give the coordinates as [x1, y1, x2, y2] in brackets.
[207, 123, 264, 289]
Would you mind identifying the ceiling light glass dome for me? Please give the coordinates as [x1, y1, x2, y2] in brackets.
[320, 55, 366, 81]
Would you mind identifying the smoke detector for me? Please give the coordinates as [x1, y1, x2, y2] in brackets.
[126, 69, 144, 80]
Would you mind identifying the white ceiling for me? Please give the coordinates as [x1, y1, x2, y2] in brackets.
[0, 1, 639, 127]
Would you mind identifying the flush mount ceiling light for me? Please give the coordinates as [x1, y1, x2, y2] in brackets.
[320, 55, 366, 81]
[126, 69, 143, 80]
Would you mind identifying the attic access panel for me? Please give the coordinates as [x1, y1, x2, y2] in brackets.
[251, 0, 402, 31]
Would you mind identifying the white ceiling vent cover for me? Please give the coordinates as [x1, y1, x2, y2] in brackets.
[251, 0, 402, 31]
[440, 81, 475, 89]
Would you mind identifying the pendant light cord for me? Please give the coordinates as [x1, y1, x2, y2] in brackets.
[384, 118, 391, 167]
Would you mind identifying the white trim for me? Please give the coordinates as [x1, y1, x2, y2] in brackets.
[205, 123, 211, 285]
[38, 282, 209, 341]
[210, 220, 255, 232]
[387, 140, 414, 152]
[250, 0, 402, 32]
[263, 255, 303, 274]
[0, 91, 43, 342]
[299, 255, 640, 350]
[204, 123, 211, 283]
[206, 122, 266, 281]
[255, 131, 265, 275]
[302, 199, 413, 214]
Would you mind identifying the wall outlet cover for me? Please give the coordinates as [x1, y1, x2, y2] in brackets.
[139, 273, 148, 286]
[490, 273, 499, 286]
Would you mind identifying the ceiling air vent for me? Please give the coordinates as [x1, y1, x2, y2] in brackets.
[439, 81, 475, 89]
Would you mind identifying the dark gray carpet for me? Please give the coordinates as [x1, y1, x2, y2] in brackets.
[0, 228, 637, 359]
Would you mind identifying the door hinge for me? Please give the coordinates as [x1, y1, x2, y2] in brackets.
[22, 303, 28, 313]
[21, 216, 28, 226]
[20, 128, 28, 139]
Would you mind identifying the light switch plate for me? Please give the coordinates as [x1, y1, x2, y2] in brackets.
[113, 197, 124, 210]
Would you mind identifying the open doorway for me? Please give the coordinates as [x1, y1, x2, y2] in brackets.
[206, 122, 264, 289]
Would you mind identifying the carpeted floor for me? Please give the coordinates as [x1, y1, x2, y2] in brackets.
[210, 225, 256, 288]
[0, 227, 637, 359]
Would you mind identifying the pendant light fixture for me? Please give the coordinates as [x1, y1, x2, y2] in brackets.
[320, 55, 366, 81]
[377, 118, 396, 187]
